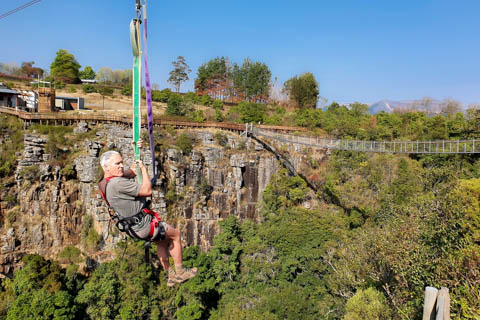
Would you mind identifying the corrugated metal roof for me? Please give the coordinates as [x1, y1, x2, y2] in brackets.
[0, 88, 20, 95]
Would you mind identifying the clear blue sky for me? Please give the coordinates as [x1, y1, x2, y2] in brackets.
[2, 0, 480, 105]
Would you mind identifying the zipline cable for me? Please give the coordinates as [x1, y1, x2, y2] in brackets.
[0, 0, 42, 20]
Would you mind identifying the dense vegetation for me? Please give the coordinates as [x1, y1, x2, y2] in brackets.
[1, 100, 480, 318]
[1, 145, 479, 319]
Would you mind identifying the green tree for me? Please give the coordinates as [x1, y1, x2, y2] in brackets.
[79, 66, 96, 80]
[168, 56, 191, 93]
[76, 243, 165, 319]
[283, 72, 319, 109]
[232, 58, 271, 103]
[50, 49, 81, 83]
[5, 254, 80, 319]
[166, 94, 184, 116]
[194, 56, 230, 100]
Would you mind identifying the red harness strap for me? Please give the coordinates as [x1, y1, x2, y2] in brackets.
[99, 176, 116, 207]
[143, 208, 162, 238]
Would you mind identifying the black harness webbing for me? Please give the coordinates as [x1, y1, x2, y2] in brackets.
[98, 177, 165, 242]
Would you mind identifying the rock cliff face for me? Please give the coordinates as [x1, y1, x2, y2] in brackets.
[0, 122, 323, 276]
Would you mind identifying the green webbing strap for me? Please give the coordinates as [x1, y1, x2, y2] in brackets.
[130, 18, 143, 184]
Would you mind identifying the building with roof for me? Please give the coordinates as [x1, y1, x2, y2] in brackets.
[55, 96, 84, 110]
[0, 83, 20, 108]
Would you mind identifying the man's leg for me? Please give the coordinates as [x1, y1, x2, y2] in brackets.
[155, 223, 197, 286]
[155, 237, 171, 271]
[164, 224, 183, 267]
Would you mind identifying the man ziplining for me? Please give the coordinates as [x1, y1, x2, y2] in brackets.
[97, 0, 197, 287]
[99, 143, 197, 287]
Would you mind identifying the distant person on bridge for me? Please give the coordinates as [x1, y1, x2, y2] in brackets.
[98, 141, 197, 287]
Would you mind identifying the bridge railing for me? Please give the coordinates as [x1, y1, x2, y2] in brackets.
[252, 126, 480, 154]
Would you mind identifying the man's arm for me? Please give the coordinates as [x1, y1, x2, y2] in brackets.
[123, 138, 142, 179]
[123, 161, 137, 179]
[136, 160, 152, 197]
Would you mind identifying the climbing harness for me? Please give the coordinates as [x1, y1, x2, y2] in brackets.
[98, 176, 166, 242]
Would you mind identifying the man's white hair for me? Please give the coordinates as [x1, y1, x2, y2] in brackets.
[100, 151, 120, 170]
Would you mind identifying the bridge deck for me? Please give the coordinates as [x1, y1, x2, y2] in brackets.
[253, 127, 480, 154]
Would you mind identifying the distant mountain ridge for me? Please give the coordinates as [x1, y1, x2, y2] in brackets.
[367, 99, 448, 114]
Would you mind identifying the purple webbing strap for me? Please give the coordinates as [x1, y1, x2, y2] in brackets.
[142, 2, 156, 180]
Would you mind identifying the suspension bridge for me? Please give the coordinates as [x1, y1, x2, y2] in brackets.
[247, 123, 480, 154]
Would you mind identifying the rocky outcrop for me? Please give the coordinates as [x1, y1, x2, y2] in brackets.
[0, 122, 323, 276]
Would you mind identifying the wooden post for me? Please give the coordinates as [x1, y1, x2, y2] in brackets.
[423, 286, 438, 320]
[436, 287, 450, 320]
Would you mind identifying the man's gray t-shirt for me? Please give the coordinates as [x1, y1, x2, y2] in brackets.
[106, 177, 151, 233]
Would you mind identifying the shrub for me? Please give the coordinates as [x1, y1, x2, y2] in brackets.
[54, 81, 65, 89]
[151, 88, 172, 102]
[98, 87, 114, 96]
[199, 177, 213, 198]
[18, 165, 40, 182]
[165, 125, 177, 137]
[237, 140, 247, 150]
[215, 109, 224, 122]
[176, 133, 193, 154]
[59, 164, 76, 180]
[82, 84, 96, 93]
[165, 189, 178, 205]
[58, 246, 83, 264]
[344, 288, 392, 320]
[121, 85, 132, 96]
[228, 101, 267, 123]
[81, 215, 93, 240]
[4, 195, 17, 207]
[86, 227, 101, 251]
[262, 168, 309, 212]
[6, 209, 18, 227]
[212, 99, 224, 110]
[67, 86, 77, 93]
[189, 110, 206, 122]
[166, 94, 184, 116]
[199, 94, 212, 106]
[183, 91, 200, 104]
[214, 131, 228, 147]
